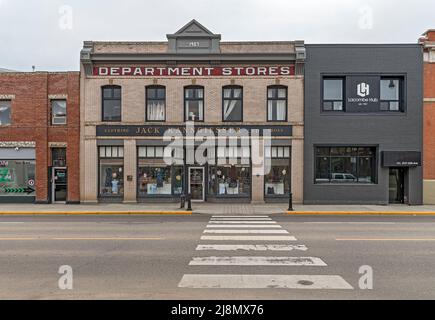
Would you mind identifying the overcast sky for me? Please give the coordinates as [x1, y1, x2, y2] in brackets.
[0, 0, 433, 71]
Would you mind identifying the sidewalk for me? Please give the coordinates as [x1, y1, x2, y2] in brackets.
[1, 203, 435, 215]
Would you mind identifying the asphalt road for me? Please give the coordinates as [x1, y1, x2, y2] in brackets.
[0, 214, 435, 300]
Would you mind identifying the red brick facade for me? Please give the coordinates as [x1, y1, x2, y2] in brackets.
[0, 72, 80, 203]
[422, 32, 435, 179]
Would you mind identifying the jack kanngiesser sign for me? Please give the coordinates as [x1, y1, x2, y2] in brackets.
[93, 66, 295, 77]
[96, 125, 293, 137]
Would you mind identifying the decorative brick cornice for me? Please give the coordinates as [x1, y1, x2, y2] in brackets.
[48, 94, 68, 100]
[0, 94, 15, 100]
[0, 141, 36, 148]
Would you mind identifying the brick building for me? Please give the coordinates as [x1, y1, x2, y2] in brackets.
[80, 20, 305, 204]
[421, 30, 435, 203]
[0, 72, 80, 204]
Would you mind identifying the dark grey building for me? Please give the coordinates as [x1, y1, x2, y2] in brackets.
[304, 44, 423, 205]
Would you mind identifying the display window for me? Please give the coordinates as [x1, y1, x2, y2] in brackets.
[138, 147, 184, 198]
[209, 165, 251, 197]
[99, 147, 124, 197]
[0, 160, 35, 197]
[264, 147, 291, 197]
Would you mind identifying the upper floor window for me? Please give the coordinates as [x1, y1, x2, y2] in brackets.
[323, 78, 344, 111]
[51, 100, 67, 125]
[185, 86, 204, 122]
[102, 86, 121, 122]
[146, 86, 166, 122]
[223, 86, 243, 122]
[0, 100, 11, 126]
[267, 86, 287, 121]
[380, 78, 403, 112]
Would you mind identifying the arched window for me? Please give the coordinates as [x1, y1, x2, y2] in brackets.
[184, 86, 204, 122]
[102, 85, 121, 122]
[222, 85, 243, 122]
[267, 85, 287, 122]
[146, 85, 166, 122]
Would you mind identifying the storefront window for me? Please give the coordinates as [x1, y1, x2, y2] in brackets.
[315, 147, 376, 184]
[0, 160, 35, 197]
[99, 147, 124, 197]
[138, 147, 184, 198]
[209, 165, 251, 197]
[265, 159, 290, 196]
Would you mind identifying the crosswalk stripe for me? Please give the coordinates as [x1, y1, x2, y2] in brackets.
[204, 230, 289, 234]
[206, 225, 282, 229]
[196, 244, 308, 251]
[201, 235, 297, 241]
[209, 221, 277, 224]
[212, 216, 270, 218]
[178, 275, 353, 289]
[189, 256, 327, 266]
[211, 218, 272, 221]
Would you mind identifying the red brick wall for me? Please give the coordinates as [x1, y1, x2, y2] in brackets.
[0, 72, 80, 203]
[424, 62, 435, 180]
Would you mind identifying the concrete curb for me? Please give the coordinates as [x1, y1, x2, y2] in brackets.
[0, 211, 192, 215]
[287, 211, 435, 216]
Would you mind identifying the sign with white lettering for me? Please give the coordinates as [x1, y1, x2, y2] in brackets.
[346, 76, 380, 112]
[382, 151, 422, 167]
[93, 66, 295, 77]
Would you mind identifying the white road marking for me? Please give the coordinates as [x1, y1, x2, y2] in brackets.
[211, 218, 272, 221]
[206, 225, 282, 228]
[209, 221, 277, 224]
[201, 235, 297, 241]
[212, 216, 270, 218]
[196, 244, 308, 251]
[189, 256, 327, 266]
[203, 229, 289, 234]
[0, 222, 25, 224]
[179, 275, 353, 290]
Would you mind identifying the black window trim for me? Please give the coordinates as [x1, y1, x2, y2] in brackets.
[102, 85, 122, 122]
[322, 76, 346, 112]
[222, 85, 243, 123]
[146, 85, 166, 123]
[267, 85, 288, 122]
[184, 85, 205, 122]
[379, 76, 405, 113]
[313, 145, 379, 185]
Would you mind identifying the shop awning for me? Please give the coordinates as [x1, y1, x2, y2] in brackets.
[382, 151, 422, 167]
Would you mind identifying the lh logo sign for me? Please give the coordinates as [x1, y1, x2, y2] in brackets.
[357, 83, 370, 97]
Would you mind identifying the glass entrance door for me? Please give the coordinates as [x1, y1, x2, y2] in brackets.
[189, 167, 205, 201]
[389, 168, 405, 204]
[52, 167, 67, 203]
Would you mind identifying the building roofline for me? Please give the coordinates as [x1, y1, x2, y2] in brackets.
[422, 29, 435, 35]
[0, 71, 80, 75]
[85, 40, 302, 45]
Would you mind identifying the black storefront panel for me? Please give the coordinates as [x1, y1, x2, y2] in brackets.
[382, 151, 422, 168]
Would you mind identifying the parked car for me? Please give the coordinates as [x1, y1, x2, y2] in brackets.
[331, 173, 357, 183]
